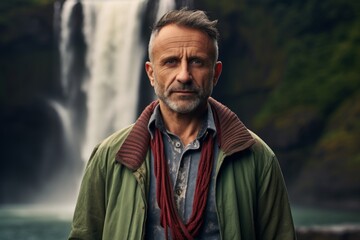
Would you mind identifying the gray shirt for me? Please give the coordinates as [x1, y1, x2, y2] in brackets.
[145, 105, 220, 239]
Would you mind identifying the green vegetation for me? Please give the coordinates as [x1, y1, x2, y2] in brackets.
[196, 0, 360, 208]
[0, 0, 56, 105]
[257, 2, 360, 124]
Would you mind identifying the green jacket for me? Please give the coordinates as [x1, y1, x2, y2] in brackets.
[69, 99, 296, 240]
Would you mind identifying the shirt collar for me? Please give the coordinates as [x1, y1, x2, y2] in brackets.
[147, 103, 217, 140]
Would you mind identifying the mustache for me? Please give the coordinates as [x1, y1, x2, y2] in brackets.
[168, 83, 199, 92]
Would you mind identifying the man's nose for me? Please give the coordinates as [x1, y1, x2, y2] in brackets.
[176, 62, 192, 83]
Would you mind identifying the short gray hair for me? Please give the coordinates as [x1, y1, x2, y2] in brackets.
[148, 9, 219, 61]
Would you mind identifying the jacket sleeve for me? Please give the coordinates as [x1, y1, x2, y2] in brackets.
[68, 145, 106, 240]
[256, 154, 297, 240]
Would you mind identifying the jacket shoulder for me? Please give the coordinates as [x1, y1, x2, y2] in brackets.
[248, 130, 276, 158]
[85, 124, 135, 168]
[243, 130, 279, 177]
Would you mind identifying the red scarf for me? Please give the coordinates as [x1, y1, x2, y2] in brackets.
[150, 128, 215, 240]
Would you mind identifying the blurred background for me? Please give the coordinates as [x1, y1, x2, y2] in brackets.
[0, 0, 359, 239]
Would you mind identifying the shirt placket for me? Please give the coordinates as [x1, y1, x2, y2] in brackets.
[172, 138, 201, 222]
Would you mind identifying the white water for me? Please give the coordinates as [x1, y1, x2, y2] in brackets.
[59, 0, 175, 163]
[48, 100, 75, 157]
[51, 0, 175, 204]
[59, 0, 147, 162]
[59, 0, 77, 95]
[81, 0, 147, 160]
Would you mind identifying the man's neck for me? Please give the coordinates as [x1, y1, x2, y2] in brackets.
[159, 102, 207, 146]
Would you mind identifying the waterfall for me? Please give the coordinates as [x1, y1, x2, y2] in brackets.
[51, 0, 176, 204]
[80, 0, 148, 160]
[59, 0, 148, 165]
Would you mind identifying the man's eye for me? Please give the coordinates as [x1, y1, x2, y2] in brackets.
[164, 59, 178, 66]
[190, 58, 204, 66]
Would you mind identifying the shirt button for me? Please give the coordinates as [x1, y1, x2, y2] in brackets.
[175, 188, 182, 196]
[175, 141, 181, 148]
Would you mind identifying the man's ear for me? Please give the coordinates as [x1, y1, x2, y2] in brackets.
[213, 61, 222, 86]
[145, 61, 155, 86]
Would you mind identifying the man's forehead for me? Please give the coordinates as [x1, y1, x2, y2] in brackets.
[152, 25, 214, 53]
[156, 24, 210, 40]
[157, 37, 210, 49]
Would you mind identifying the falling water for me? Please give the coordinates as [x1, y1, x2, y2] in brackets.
[47, 0, 175, 205]
[59, 0, 146, 165]
[81, 0, 149, 160]
[58, 0, 176, 167]
[46, 0, 175, 204]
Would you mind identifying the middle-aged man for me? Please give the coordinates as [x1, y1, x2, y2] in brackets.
[69, 9, 296, 240]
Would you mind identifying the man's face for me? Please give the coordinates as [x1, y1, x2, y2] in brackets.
[145, 24, 222, 114]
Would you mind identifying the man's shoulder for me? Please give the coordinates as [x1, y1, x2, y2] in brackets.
[247, 130, 276, 159]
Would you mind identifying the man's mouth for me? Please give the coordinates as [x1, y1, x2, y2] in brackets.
[173, 90, 196, 94]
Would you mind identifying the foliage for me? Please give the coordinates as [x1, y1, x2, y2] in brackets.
[294, 92, 360, 203]
[0, 0, 55, 105]
[0, 0, 54, 46]
[195, 0, 360, 208]
[255, 0, 360, 125]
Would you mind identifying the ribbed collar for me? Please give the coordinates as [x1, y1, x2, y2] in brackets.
[147, 103, 217, 140]
[115, 98, 255, 171]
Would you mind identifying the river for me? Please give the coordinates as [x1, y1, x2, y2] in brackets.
[0, 204, 359, 239]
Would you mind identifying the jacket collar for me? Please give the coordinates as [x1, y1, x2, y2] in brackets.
[115, 98, 255, 171]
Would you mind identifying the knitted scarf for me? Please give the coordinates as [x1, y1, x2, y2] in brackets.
[150, 126, 215, 239]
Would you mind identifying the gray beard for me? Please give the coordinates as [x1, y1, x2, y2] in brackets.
[160, 95, 203, 114]
[153, 76, 213, 114]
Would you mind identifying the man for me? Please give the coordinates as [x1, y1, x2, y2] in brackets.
[69, 9, 296, 240]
